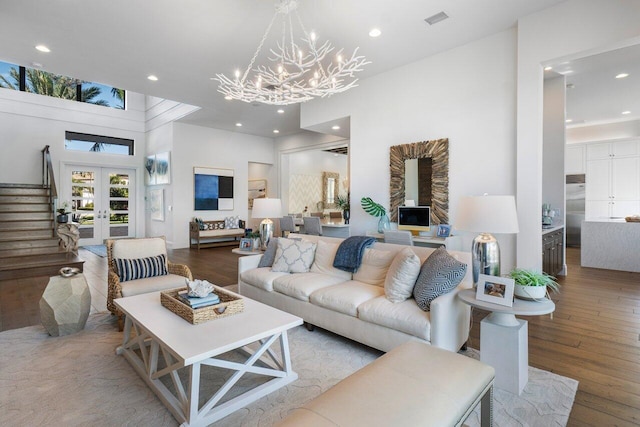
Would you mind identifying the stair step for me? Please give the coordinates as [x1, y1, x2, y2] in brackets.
[0, 253, 84, 280]
[0, 203, 51, 213]
[0, 229, 54, 240]
[0, 212, 54, 221]
[0, 220, 54, 231]
[0, 246, 64, 258]
[0, 186, 49, 196]
[0, 195, 50, 204]
[0, 238, 60, 251]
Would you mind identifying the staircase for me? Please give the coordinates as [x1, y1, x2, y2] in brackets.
[0, 184, 84, 280]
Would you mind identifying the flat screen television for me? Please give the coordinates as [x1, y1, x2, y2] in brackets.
[398, 206, 431, 235]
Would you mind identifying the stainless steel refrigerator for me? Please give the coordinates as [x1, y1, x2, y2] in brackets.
[566, 174, 585, 247]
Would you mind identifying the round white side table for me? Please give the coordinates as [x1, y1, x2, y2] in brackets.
[458, 288, 555, 395]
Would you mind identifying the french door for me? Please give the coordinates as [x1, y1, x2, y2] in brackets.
[65, 165, 136, 246]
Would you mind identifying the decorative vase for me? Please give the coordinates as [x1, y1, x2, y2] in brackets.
[57, 214, 68, 223]
[343, 210, 350, 224]
[514, 284, 547, 300]
[377, 214, 390, 233]
[252, 238, 261, 250]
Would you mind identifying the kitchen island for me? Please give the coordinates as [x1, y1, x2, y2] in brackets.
[581, 219, 640, 273]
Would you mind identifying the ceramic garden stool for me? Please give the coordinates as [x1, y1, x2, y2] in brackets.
[39, 272, 91, 336]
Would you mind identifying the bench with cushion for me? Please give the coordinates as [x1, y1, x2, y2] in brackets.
[189, 217, 246, 249]
[277, 341, 495, 427]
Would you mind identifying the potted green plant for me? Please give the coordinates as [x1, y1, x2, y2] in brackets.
[508, 268, 560, 300]
[56, 200, 71, 223]
[336, 193, 350, 223]
[247, 230, 261, 249]
[361, 197, 390, 232]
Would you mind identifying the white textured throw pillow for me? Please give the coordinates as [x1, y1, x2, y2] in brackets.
[384, 247, 421, 303]
[353, 248, 396, 286]
[310, 240, 352, 280]
[272, 239, 317, 273]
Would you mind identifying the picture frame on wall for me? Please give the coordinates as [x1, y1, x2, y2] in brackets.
[194, 167, 234, 211]
[476, 274, 515, 307]
[248, 179, 267, 209]
[436, 224, 451, 238]
[149, 188, 164, 221]
[145, 152, 171, 186]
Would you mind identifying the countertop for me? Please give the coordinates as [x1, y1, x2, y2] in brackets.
[542, 224, 564, 235]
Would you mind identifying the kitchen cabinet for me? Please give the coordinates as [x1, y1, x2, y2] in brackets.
[585, 139, 640, 219]
[542, 228, 563, 276]
[566, 144, 585, 174]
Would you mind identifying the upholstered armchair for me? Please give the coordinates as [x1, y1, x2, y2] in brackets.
[106, 237, 193, 327]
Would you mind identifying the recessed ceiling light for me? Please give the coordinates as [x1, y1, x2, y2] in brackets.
[35, 45, 50, 53]
[235, 122, 242, 127]
[332, 125, 340, 130]
[565, 119, 573, 123]
[369, 28, 381, 38]
[622, 111, 631, 115]
[544, 66, 552, 71]
[616, 73, 629, 79]
[277, 109, 285, 114]
[224, 95, 233, 100]
[273, 129, 280, 134]
[147, 75, 158, 81]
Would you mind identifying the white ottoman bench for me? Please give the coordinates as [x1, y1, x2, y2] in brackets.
[277, 341, 495, 427]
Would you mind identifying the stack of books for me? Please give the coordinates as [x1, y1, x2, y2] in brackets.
[177, 291, 220, 309]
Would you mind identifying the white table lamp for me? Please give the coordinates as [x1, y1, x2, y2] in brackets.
[252, 198, 282, 250]
[455, 195, 519, 284]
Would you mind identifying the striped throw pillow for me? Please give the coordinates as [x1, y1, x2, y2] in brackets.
[114, 254, 168, 282]
[413, 247, 467, 311]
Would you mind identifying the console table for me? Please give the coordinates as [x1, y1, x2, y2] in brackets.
[367, 231, 462, 250]
[458, 288, 555, 395]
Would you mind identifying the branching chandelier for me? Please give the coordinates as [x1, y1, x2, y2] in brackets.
[215, 0, 369, 105]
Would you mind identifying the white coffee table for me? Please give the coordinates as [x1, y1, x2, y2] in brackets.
[114, 289, 302, 427]
[458, 288, 555, 395]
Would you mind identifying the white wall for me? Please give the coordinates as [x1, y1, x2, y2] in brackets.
[543, 75, 566, 214]
[145, 122, 175, 241]
[170, 123, 275, 248]
[301, 29, 519, 272]
[516, 0, 640, 269]
[0, 88, 148, 237]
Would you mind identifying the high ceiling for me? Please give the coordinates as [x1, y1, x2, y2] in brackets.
[1, 0, 571, 138]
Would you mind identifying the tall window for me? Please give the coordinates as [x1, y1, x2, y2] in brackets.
[65, 131, 134, 156]
[0, 60, 125, 109]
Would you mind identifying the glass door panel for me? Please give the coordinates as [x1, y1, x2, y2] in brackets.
[106, 172, 131, 238]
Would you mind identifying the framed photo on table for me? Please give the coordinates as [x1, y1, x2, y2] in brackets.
[436, 224, 451, 238]
[476, 274, 515, 307]
[239, 238, 252, 251]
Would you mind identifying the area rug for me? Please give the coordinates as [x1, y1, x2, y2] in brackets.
[81, 244, 107, 258]
[0, 314, 577, 427]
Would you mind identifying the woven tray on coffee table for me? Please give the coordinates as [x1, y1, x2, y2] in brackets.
[160, 285, 244, 324]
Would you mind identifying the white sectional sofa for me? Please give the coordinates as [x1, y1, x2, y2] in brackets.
[238, 234, 472, 352]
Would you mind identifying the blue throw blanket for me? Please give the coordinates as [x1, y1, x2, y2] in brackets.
[333, 236, 376, 273]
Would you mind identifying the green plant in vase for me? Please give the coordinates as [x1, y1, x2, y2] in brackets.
[247, 230, 262, 250]
[336, 193, 350, 223]
[361, 197, 390, 232]
[508, 268, 560, 300]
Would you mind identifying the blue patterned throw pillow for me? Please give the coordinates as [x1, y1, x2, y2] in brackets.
[114, 254, 168, 282]
[413, 247, 467, 311]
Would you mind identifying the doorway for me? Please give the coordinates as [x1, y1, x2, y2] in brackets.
[64, 165, 136, 246]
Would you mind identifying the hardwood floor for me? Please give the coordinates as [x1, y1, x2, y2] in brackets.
[0, 245, 638, 425]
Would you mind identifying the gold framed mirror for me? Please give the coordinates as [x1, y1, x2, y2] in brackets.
[389, 138, 449, 224]
[322, 171, 339, 208]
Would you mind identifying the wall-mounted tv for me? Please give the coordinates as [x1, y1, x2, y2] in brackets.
[398, 205, 431, 235]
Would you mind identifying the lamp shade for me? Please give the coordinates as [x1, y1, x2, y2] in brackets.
[455, 195, 519, 234]
[252, 198, 282, 219]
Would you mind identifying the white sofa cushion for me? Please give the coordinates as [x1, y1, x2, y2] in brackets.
[273, 273, 346, 301]
[384, 247, 421, 303]
[358, 296, 431, 340]
[272, 239, 317, 273]
[352, 248, 396, 286]
[310, 240, 352, 281]
[120, 273, 187, 297]
[112, 237, 167, 259]
[310, 281, 385, 317]
[198, 229, 244, 238]
[240, 267, 289, 292]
